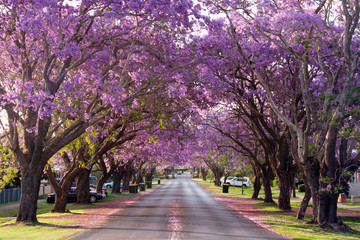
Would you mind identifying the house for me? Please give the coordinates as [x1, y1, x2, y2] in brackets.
[349, 169, 360, 196]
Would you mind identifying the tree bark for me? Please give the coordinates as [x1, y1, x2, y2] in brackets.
[303, 159, 320, 223]
[16, 167, 44, 223]
[47, 165, 79, 213]
[212, 168, 224, 186]
[97, 156, 117, 193]
[112, 170, 121, 193]
[262, 166, 274, 203]
[122, 169, 133, 192]
[317, 124, 348, 230]
[145, 167, 155, 182]
[297, 176, 312, 220]
[97, 175, 107, 193]
[252, 174, 261, 199]
[76, 169, 91, 204]
[136, 172, 144, 184]
[276, 170, 293, 211]
[200, 167, 208, 181]
[271, 137, 296, 211]
[112, 165, 127, 194]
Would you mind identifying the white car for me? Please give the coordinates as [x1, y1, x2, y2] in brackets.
[228, 177, 251, 187]
[220, 176, 234, 184]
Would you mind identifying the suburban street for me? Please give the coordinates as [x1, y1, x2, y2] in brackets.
[70, 174, 287, 240]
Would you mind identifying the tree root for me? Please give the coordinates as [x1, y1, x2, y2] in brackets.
[319, 220, 356, 232]
[51, 209, 71, 213]
[305, 219, 317, 225]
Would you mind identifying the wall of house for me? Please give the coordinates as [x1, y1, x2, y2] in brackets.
[349, 182, 360, 196]
[38, 182, 53, 196]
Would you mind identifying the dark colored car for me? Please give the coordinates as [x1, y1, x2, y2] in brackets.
[46, 187, 103, 203]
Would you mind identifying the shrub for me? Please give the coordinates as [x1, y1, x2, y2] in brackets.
[272, 179, 278, 188]
[298, 184, 305, 192]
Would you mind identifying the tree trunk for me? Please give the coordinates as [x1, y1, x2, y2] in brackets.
[262, 166, 274, 203]
[297, 176, 311, 220]
[252, 174, 261, 199]
[200, 167, 207, 181]
[47, 166, 78, 213]
[212, 168, 223, 186]
[276, 170, 293, 211]
[97, 157, 116, 193]
[76, 169, 91, 204]
[97, 175, 107, 193]
[16, 167, 44, 223]
[131, 172, 137, 184]
[52, 190, 70, 213]
[112, 169, 123, 193]
[304, 160, 320, 223]
[272, 137, 296, 211]
[136, 172, 144, 184]
[122, 172, 133, 192]
[145, 167, 155, 182]
[318, 190, 338, 224]
[317, 124, 350, 230]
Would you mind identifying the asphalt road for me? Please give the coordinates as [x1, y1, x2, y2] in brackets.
[70, 174, 287, 240]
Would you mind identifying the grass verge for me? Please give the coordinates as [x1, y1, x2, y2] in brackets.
[193, 178, 280, 198]
[195, 178, 360, 240]
[263, 215, 360, 240]
[0, 192, 134, 240]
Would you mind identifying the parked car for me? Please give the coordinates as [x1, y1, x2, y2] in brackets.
[228, 177, 251, 187]
[104, 181, 123, 189]
[90, 184, 107, 198]
[89, 176, 98, 185]
[104, 182, 113, 189]
[46, 187, 103, 203]
[220, 176, 234, 185]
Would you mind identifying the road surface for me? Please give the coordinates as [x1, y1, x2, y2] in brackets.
[70, 174, 287, 240]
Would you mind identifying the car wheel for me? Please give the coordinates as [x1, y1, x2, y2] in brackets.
[90, 196, 97, 203]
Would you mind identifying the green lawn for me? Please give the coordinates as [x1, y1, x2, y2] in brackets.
[195, 178, 360, 240]
[0, 200, 20, 208]
[0, 192, 131, 240]
[194, 178, 280, 198]
[264, 215, 360, 240]
[0, 180, 163, 240]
